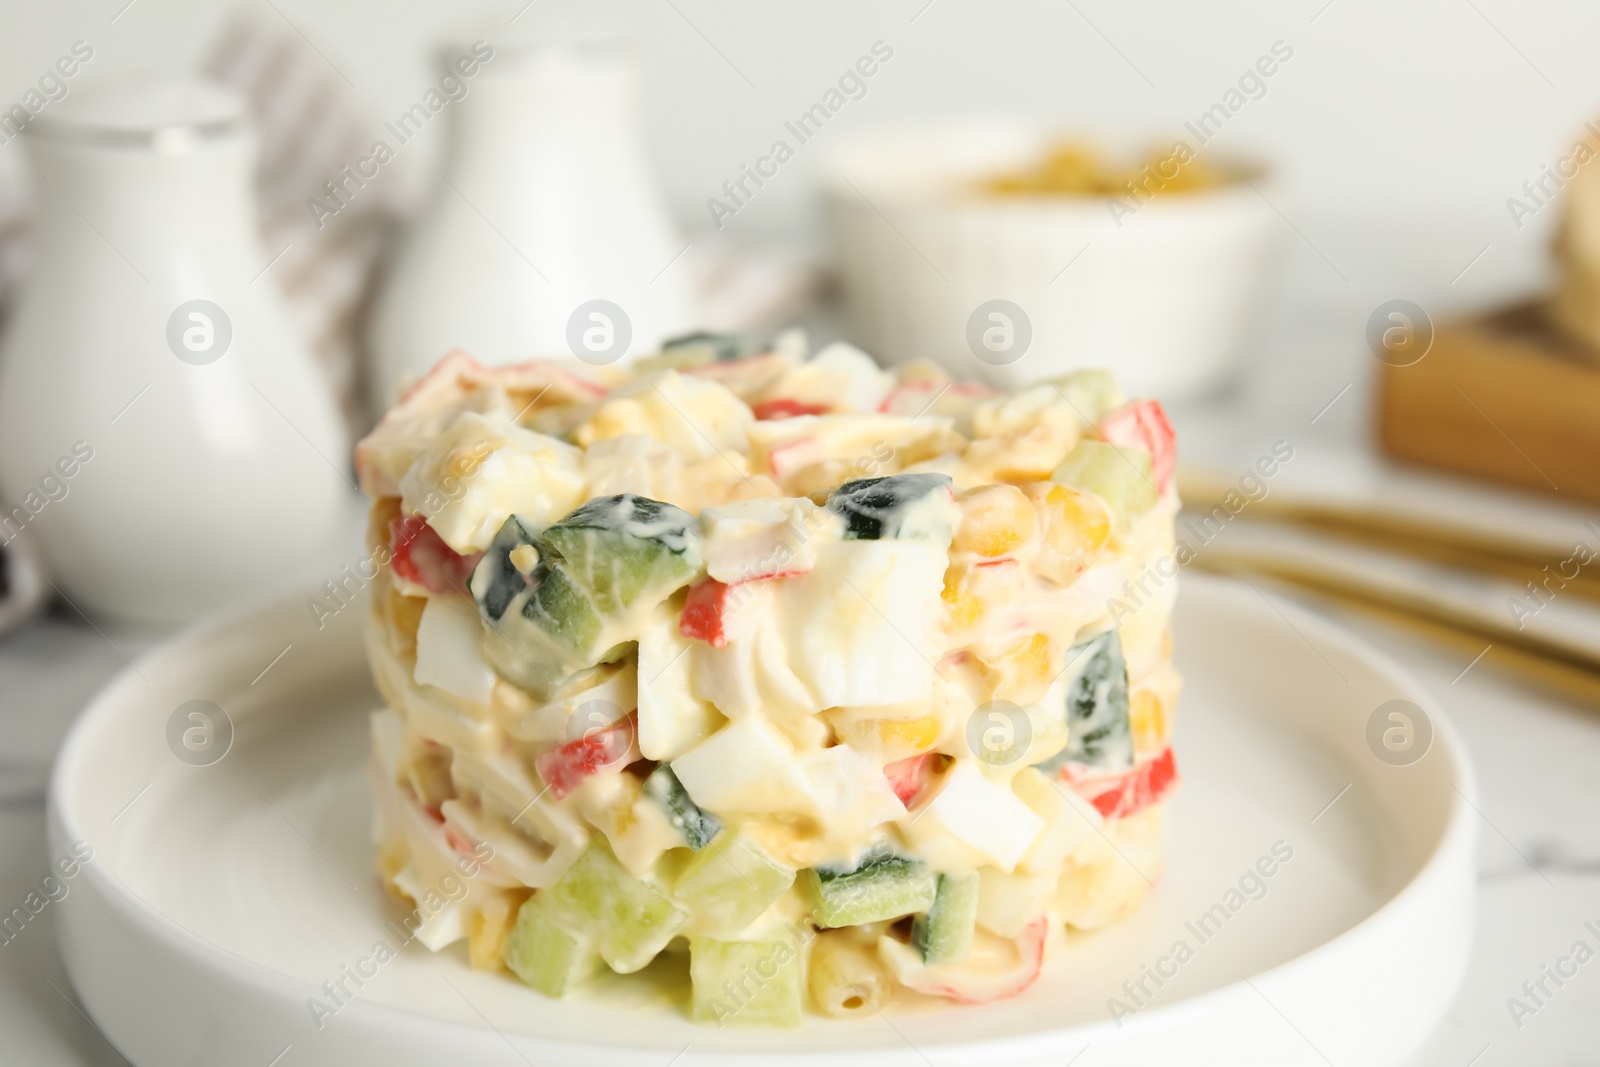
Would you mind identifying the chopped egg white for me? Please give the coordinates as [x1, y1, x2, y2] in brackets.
[976, 866, 1058, 938]
[637, 612, 723, 760]
[669, 717, 814, 815]
[698, 496, 833, 583]
[413, 595, 497, 704]
[777, 540, 947, 710]
[904, 760, 1045, 873]
[398, 410, 584, 553]
[582, 433, 685, 505]
[747, 412, 955, 485]
[760, 340, 893, 413]
[800, 745, 905, 839]
[575, 370, 753, 462]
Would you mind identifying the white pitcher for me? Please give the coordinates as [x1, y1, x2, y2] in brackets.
[0, 79, 350, 624]
[365, 42, 693, 413]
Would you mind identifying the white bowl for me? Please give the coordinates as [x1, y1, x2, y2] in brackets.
[821, 123, 1285, 400]
[48, 573, 1474, 1065]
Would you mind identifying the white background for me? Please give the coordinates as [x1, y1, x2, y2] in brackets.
[5, 0, 1598, 439]
[2, 0, 1596, 292]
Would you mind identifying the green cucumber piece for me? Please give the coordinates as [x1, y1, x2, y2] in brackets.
[1052, 441, 1158, 527]
[632, 331, 743, 373]
[689, 935, 803, 1027]
[540, 495, 701, 615]
[663, 331, 743, 363]
[1041, 629, 1133, 772]
[804, 850, 937, 928]
[542, 840, 688, 974]
[472, 515, 542, 620]
[674, 831, 795, 935]
[503, 895, 598, 997]
[475, 497, 703, 677]
[911, 872, 980, 965]
[1050, 368, 1124, 423]
[473, 515, 605, 668]
[826, 473, 954, 542]
[643, 765, 721, 851]
[518, 561, 605, 656]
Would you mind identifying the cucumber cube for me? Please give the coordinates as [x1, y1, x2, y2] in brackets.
[475, 497, 703, 677]
[543, 841, 688, 974]
[1052, 441, 1158, 527]
[689, 936, 804, 1027]
[911, 872, 979, 965]
[1050, 368, 1124, 423]
[826, 474, 956, 543]
[473, 516, 604, 674]
[1041, 629, 1133, 772]
[503, 895, 598, 997]
[804, 850, 937, 928]
[472, 515, 542, 620]
[643, 765, 721, 851]
[540, 495, 701, 615]
[633, 332, 744, 373]
[519, 561, 605, 656]
[674, 831, 796, 936]
[662, 331, 743, 364]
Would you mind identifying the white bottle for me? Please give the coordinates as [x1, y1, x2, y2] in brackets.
[0, 79, 350, 624]
[365, 42, 693, 414]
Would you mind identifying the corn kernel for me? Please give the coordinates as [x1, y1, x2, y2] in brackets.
[508, 543, 540, 575]
[367, 497, 403, 558]
[1026, 484, 1112, 584]
[965, 402, 1079, 483]
[1044, 484, 1111, 555]
[575, 397, 646, 447]
[387, 588, 425, 657]
[942, 566, 984, 629]
[873, 716, 941, 751]
[893, 359, 953, 386]
[954, 484, 1035, 557]
[981, 633, 1054, 705]
[468, 891, 530, 972]
[1129, 689, 1168, 753]
[403, 744, 455, 811]
[746, 815, 830, 870]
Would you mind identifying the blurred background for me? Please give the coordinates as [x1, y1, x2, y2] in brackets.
[3, 0, 1600, 1063]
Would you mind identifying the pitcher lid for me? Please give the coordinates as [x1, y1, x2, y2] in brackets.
[28, 77, 246, 151]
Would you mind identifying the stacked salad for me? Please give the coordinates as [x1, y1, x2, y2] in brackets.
[357, 332, 1180, 1026]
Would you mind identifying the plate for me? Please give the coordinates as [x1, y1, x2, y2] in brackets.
[48, 573, 1475, 1066]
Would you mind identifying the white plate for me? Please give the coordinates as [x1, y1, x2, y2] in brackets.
[49, 573, 1475, 1066]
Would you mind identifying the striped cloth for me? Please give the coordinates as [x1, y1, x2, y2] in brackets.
[204, 10, 399, 432]
[0, 14, 819, 437]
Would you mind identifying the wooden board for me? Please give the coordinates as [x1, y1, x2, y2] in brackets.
[1376, 301, 1600, 504]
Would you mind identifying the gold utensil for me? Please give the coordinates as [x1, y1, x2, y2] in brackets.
[1177, 468, 1600, 602]
[1189, 548, 1600, 707]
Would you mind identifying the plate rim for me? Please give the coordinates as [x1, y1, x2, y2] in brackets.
[47, 571, 1478, 1062]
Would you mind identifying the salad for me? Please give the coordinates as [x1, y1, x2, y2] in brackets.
[356, 331, 1180, 1026]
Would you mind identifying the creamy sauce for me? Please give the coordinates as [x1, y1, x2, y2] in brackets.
[359, 345, 1179, 1004]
